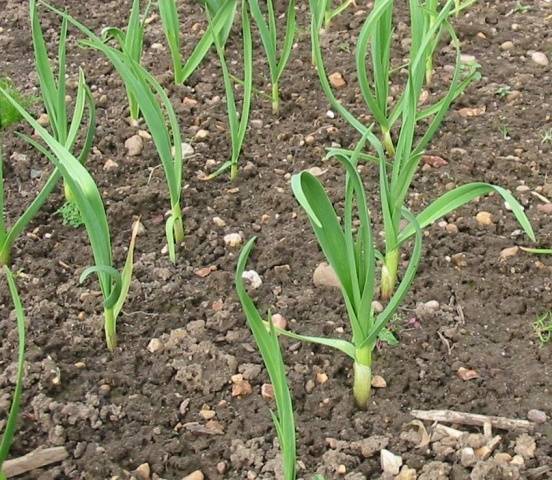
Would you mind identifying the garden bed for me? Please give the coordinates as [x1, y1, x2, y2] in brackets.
[1, 0, 551, 478]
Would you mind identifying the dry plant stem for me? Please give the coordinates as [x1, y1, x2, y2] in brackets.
[411, 409, 535, 432]
[2, 447, 68, 478]
[353, 346, 372, 409]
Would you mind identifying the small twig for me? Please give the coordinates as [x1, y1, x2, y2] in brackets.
[2, 447, 69, 477]
[411, 409, 534, 432]
[531, 191, 551, 204]
[433, 423, 465, 439]
[437, 329, 453, 355]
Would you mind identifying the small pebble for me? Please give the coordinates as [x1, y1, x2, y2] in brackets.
[195, 129, 209, 140]
[313, 262, 340, 288]
[135, 463, 150, 480]
[329, 71, 346, 88]
[37, 113, 49, 126]
[445, 223, 459, 234]
[326, 110, 335, 119]
[371, 375, 387, 388]
[531, 51, 549, 66]
[381, 449, 402, 475]
[103, 159, 119, 171]
[212, 216, 226, 227]
[457, 367, 479, 381]
[147, 338, 163, 353]
[242, 270, 262, 289]
[316, 372, 329, 385]
[181, 142, 194, 156]
[182, 471, 204, 480]
[476, 211, 493, 226]
[261, 383, 274, 400]
[527, 409, 547, 424]
[500, 41, 514, 50]
[224, 233, 242, 247]
[125, 135, 144, 156]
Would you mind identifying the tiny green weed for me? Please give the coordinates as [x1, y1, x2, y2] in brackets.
[495, 85, 511, 98]
[533, 312, 552, 346]
[57, 201, 84, 228]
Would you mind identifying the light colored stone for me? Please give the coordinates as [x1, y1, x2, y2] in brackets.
[199, 409, 216, 420]
[460, 54, 476, 64]
[212, 216, 226, 227]
[313, 262, 340, 288]
[531, 51, 549, 66]
[458, 106, 486, 117]
[494, 452, 512, 464]
[527, 409, 547, 424]
[135, 463, 151, 480]
[231, 376, 252, 397]
[37, 113, 49, 126]
[195, 129, 209, 140]
[457, 367, 479, 381]
[329, 71, 346, 88]
[460, 447, 476, 467]
[476, 211, 493, 226]
[500, 41, 514, 50]
[381, 449, 402, 475]
[125, 134, 144, 156]
[372, 375, 387, 388]
[224, 233, 242, 247]
[182, 471, 204, 480]
[147, 338, 163, 353]
[181, 142, 194, 157]
[261, 383, 274, 400]
[394, 466, 416, 480]
[242, 270, 262, 289]
[103, 159, 119, 171]
[316, 372, 328, 384]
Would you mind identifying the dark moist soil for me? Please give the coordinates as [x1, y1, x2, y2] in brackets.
[1, 0, 552, 478]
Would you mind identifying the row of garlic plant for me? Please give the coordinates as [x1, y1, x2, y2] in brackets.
[236, 0, 536, 477]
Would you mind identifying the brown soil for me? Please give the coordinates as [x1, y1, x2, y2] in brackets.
[1, 0, 551, 479]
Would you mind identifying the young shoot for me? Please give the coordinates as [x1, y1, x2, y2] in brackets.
[0, 74, 92, 266]
[236, 238, 296, 480]
[237, 145, 422, 409]
[323, 0, 356, 28]
[30, 0, 96, 207]
[41, 3, 186, 262]
[159, 0, 238, 85]
[533, 312, 552, 346]
[102, 0, 152, 121]
[0, 267, 26, 479]
[206, 0, 253, 180]
[310, 0, 535, 300]
[1, 90, 140, 351]
[248, 0, 296, 113]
